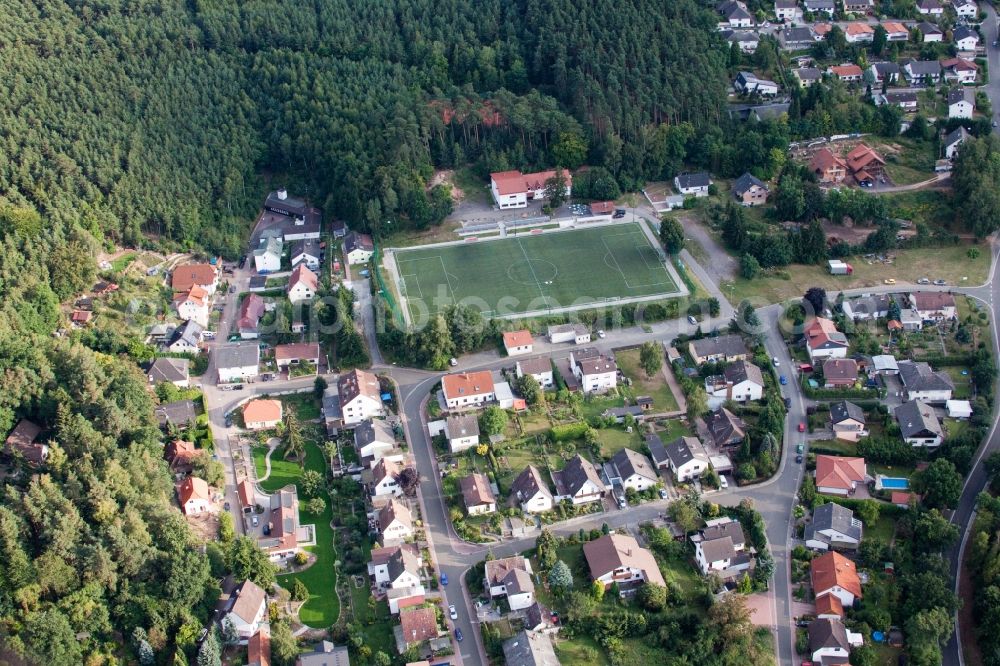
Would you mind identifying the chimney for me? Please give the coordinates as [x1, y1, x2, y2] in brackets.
[277, 188, 288, 200]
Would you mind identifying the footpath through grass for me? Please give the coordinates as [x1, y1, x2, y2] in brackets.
[257, 430, 340, 627]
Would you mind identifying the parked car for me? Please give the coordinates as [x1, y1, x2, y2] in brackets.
[440, 573, 448, 586]
[798, 422, 805, 432]
[223, 502, 230, 511]
[883, 278, 896, 285]
[796, 443, 805, 454]
[933, 279, 947, 286]
[719, 475, 729, 490]
[455, 628, 463, 642]
[597, 330, 606, 338]
[238, 255, 247, 268]
[784, 397, 791, 408]
[779, 375, 787, 385]
[449, 605, 457, 620]
[252, 515, 259, 527]
[659, 488, 668, 499]
[917, 277, 930, 285]
[772, 357, 780, 367]
[796, 455, 803, 464]
[227, 334, 240, 342]
[613, 208, 626, 219]
[449, 357, 458, 367]
[687, 315, 698, 325]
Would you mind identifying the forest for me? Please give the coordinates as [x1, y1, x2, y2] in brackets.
[0, 0, 731, 257]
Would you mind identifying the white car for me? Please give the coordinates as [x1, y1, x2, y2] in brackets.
[772, 357, 780, 367]
[597, 330, 606, 338]
[719, 475, 729, 490]
[449, 605, 457, 620]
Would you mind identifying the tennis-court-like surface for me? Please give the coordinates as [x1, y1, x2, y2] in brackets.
[392, 222, 680, 319]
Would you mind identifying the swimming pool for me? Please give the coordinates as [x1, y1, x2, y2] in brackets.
[875, 475, 910, 491]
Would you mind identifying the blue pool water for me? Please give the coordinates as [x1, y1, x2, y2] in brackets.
[880, 477, 909, 490]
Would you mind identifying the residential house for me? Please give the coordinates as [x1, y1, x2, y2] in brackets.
[441, 370, 495, 409]
[910, 291, 957, 320]
[264, 188, 314, 221]
[815, 455, 868, 496]
[368, 544, 421, 588]
[275, 342, 320, 369]
[611, 448, 659, 492]
[877, 90, 919, 110]
[552, 454, 605, 505]
[571, 348, 618, 393]
[805, 317, 849, 361]
[644, 433, 670, 471]
[954, 0, 979, 19]
[253, 236, 283, 273]
[460, 473, 497, 515]
[810, 148, 848, 183]
[516, 357, 554, 388]
[372, 458, 403, 498]
[297, 642, 350, 666]
[484, 556, 536, 610]
[688, 334, 748, 365]
[895, 307, 924, 331]
[4, 420, 47, 466]
[947, 399, 973, 419]
[148, 357, 190, 388]
[258, 486, 309, 562]
[502, 631, 560, 666]
[804, 0, 835, 16]
[287, 264, 318, 303]
[70, 309, 93, 326]
[177, 476, 213, 515]
[844, 22, 874, 43]
[489, 169, 572, 209]
[398, 607, 439, 648]
[706, 360, 764, 401]
[942, 57, 979, 84]
[584, 533, 667, 594]
[949, 87, 975, 118]
[843, 0, 874, 10]
[503, 329, 534, 356]
[215, 343, 260, 383]
[673, 172, 712, 197]
[805, 502, 863, 551]
[775, 0, 800, 21]
[173, 285, 210, 327]
[164, 439, 199, 473]
[793, 67, 823, 87]
[881, 21, 909, 41]
[954, 25, 980, 51]
[809, 619, 853, 665]
[823, 358, 859, 388]
[171, 263, 219, 295]
[547, 323, 591, 345]
[339, 369, 385, 426]
[355, 419, 396, 462]
[509, 465, 555, 513]
[290, 239, 321, 270]
[717, 0, 754, 28]
[238, 294, 265, 339]
[894, 399, 944, 447]
[444, 413, 480, 453]
[904, 58, 942, 83]
[918, 22, 945, 45]
[378, 498, 413, 545]
[344, 231, 375, 265]
[868, 62, 900, 84]
[165, 319, 204, 354]
[155, 400, 197, 428]
[917, 0, 943, 15]
[735, 71, 779, 96]
[830, 401, 868, 441]
[664, 436, 710, 483]
[223, 580, 267, 639]
[897, 360, 953, 402]
[784, 27, 820, 48]
[811, 551, 863, 606]
[846, 143, 886, 182]
[827, 64, 863, 82]
[243, 399, 283, 430]
[722, 29, 760, 53]
[92, 280, 119, 297]
[703, 407, 747, 449]
[732, 172, 769, 206]
[694, 518, 751, 577]
[842, 293, 891, 320]
[816, 593, 846, 621]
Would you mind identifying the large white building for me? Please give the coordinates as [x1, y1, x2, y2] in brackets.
[215, 343, 260, 383]
[489, 170, 572, 209]
[338, 369, 385, 426]
[441, 371, 495, 409]
[571, 348, 618, 393]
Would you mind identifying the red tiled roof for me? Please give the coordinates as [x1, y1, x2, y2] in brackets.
[274, 342, 320, 363]
[242, 399, 283, 424]
[171, 263, 217, 292]
[830, 64, 863, 77]
[815, 592, 844, 618]
[815, 455, 867, 491]
[173, 284, 208, 307]
[399, 606, 438, 644]
[490, 170, 572, 196]
[810, 149, 847, 174]
[177, 476, 211, 506]
[442, 371, 494, 400]
[846, 143, 885, 173]
[503, 330, 534, 349]
[288, 264, 319, 293]
[811, 551, 862, 599]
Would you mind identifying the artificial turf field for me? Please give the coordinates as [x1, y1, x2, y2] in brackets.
[392, 222, 680, 319]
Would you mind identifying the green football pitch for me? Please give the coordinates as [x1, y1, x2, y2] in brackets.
[391, 222, 680, 319]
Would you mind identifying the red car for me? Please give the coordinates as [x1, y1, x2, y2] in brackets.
[798, 422, 806, 432]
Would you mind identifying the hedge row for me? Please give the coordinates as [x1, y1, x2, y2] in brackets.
[550, 422, 590, 442]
